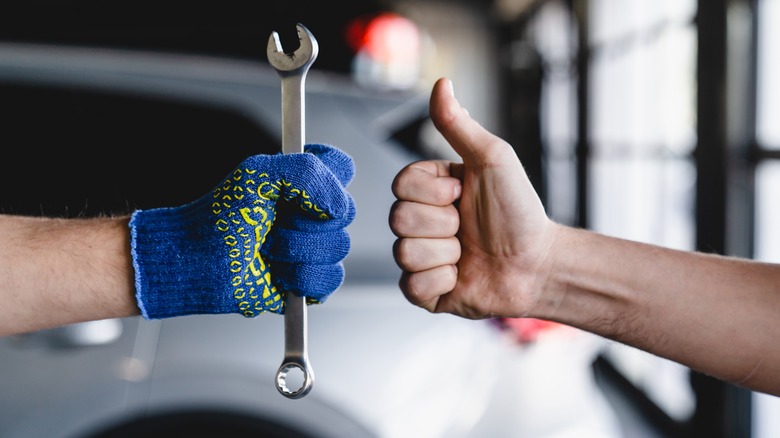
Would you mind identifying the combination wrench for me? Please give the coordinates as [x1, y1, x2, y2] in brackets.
[266, 23, 319, 399]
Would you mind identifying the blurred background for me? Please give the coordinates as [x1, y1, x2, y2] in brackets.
[0, 0, 778, 437]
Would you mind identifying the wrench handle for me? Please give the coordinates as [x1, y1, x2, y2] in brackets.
[274, 74, 315, 399]
[280, 75, 306, 154]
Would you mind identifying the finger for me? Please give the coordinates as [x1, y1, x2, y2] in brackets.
[389, 201, 459, 238]
[264, 228, 350, 264]
[273, 262, 344, 302]
[276, 193, 356, 231]
[393, 237, 460, 272]
[391, 160, 462, 206]
[429, 77, 513, 166]
[275, 153, 353, 220]
[399, 265, 458, 312]
[304, 143, 355, 187]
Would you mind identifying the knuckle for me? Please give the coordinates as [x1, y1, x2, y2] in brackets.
[399, 273, 427, 305]
[391, 168, 412, 199]
[388, 202, 412, 236]
[392, 239, 418, 272]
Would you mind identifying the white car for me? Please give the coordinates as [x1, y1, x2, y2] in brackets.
[0, 43, 621, 438]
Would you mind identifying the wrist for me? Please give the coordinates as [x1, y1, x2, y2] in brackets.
[533, 225, 642, 337]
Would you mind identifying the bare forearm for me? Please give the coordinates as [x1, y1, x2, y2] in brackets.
[537, 224, 780, 394]
[0, 215, 138, 336]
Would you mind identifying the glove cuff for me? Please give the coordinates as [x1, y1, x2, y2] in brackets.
[130, 204, 242, 319]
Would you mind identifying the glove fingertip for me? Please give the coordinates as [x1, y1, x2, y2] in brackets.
[304, 143, 355, 187]
[274, 262, 345, 301]
[296, 164, 355, 221]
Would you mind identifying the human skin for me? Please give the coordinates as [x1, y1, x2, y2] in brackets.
[0, 214, 138, 336]
[389, 77, 780, 396]
[0, 142, 355, 336]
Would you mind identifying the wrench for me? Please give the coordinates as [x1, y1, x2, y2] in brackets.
[267, 22, 318, 399]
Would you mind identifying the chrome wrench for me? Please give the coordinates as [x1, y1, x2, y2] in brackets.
[267, 23, 318, 399]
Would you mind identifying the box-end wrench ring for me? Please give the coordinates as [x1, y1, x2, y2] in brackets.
[267, 22, 318, 399]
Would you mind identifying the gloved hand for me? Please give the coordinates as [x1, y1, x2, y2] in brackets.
[129, 143, 355, 319]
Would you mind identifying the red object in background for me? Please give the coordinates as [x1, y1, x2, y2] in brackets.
[345, 12, 421, 62]
[493, 317, 563, 345]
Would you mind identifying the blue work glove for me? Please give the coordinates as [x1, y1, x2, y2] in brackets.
[262, 143, 355, 301]
[129, 143, 355, 319]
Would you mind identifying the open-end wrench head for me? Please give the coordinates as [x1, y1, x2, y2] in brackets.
[267, 23, 319, 76]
